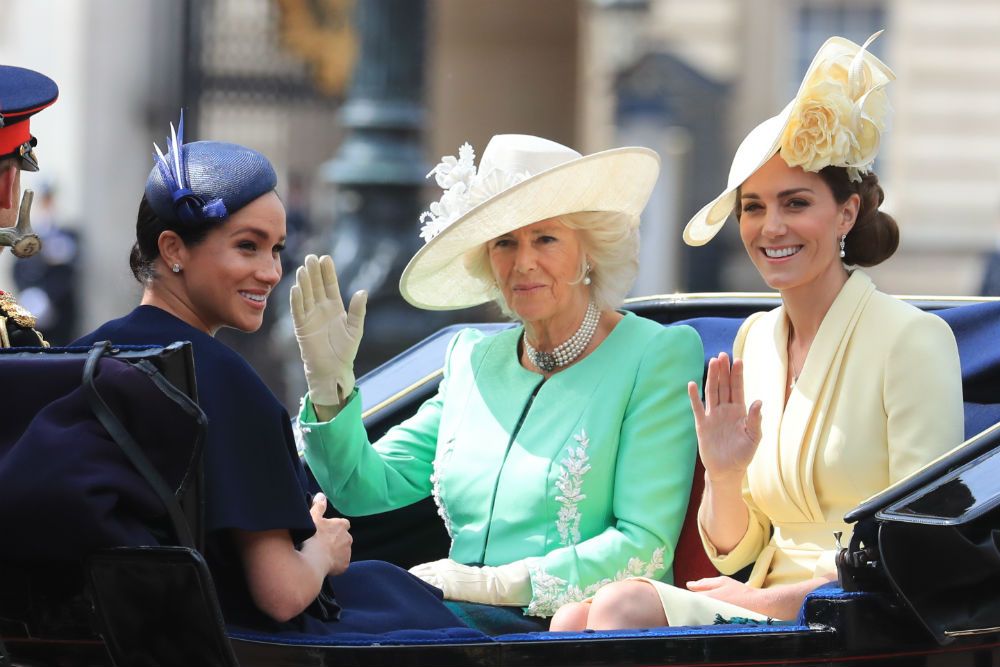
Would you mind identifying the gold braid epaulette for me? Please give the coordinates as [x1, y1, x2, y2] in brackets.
[0, 289, 37, 328]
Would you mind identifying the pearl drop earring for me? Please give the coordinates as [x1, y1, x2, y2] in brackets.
[839, 235, 846, 259]
[583, 262, 592, 286]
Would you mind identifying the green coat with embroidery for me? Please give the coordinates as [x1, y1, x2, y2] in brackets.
[300, 312, 702, 617]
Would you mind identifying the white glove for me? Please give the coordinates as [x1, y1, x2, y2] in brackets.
[290, 254, 367, 407]
[409, 558, 532, 606]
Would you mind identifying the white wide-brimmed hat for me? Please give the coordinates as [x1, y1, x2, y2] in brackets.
[683, 32, 895, 247]
[399, 134, 660, 310]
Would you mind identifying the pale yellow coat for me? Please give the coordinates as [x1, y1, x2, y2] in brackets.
[644, 271, 965, 625]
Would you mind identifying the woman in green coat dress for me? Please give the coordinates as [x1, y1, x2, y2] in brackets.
[291, 134, 704, 619]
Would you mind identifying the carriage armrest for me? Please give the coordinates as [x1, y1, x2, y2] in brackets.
[87, 546, 238, 667]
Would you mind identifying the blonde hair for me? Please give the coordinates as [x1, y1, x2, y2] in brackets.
[463, 211, 640, 320]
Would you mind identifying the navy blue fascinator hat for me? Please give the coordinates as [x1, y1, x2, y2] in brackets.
[130, 114, 279, 282]
[144, 113, 277, 225]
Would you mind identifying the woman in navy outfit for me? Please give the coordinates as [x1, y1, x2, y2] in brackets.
[74, 119, 464, 637]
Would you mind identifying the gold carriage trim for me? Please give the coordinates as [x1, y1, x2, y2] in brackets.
[0, 290, 38, 328]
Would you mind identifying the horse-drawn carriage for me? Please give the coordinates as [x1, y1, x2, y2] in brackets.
[1, 293, 999, 667]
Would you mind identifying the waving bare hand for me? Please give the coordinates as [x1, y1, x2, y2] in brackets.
[290, 254, 367, 409]
[687, 353, 763, 484]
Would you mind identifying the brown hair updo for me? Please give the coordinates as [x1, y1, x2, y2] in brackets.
[817, 166, 899, 267]
[128, 194, 224, 283]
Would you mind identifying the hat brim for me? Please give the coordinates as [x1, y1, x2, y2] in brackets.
[400, 146, 660, 310]
[682, 35, 895, 247]
[682, 108, 791, 246]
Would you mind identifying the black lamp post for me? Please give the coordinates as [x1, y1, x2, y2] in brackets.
[320, 0, 444, 373]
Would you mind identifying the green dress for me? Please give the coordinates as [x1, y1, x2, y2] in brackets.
[300, 312, 703, 617]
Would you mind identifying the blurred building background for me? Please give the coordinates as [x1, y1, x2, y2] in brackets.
[2, 0, 999, 407]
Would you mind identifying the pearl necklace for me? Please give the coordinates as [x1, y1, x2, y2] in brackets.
[524, 301, 600, 373]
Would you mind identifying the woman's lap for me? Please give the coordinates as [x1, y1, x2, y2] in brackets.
[310, 560, 467, 634]
[633, 577, 771, 626]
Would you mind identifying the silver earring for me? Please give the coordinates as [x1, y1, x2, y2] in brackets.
[583, 262, 592, 286]
[839, 235, 846, 259]
[172, 263, 181, 273]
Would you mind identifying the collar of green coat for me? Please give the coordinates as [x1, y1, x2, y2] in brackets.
[462, 310, 642, 442]
[487, 310, 640, 380]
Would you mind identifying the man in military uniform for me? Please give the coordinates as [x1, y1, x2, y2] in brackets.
[0, 64, 59, 347]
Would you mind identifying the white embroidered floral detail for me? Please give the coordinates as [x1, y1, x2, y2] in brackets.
[554, 429, 591, 546]
[292, 398, 308, 456]
[526, 547, 666, 618]
[291, 418, 306, 457]
[429, 438, 457, 541]
[418, 142, 530, 243]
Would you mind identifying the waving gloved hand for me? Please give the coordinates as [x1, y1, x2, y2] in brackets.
[290, 254, 367, 409]
[409, 558, 532, 606]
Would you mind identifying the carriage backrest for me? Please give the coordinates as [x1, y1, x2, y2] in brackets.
[0, 343, 209, 656]
[932, 301, 1000, 440]
[0, 343, 205, 558]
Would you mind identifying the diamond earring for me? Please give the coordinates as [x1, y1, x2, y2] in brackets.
[172, 263, 182, 273]
[839, 235, 846, 259]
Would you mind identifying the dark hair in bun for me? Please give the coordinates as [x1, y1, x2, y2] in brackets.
[817, 166, 899, 267]
[129, 194, 223, 283]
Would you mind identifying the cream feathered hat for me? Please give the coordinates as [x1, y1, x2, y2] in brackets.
[399, 134, 660, 310]
[683, 31, 895, 246]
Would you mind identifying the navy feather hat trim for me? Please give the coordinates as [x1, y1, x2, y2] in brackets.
[145, 113, 277, 224]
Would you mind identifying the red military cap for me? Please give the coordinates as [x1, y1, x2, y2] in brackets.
[0, 65, 59, 172]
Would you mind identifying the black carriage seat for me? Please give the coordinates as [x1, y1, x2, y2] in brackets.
[932, 300, 1000, 439]
[0, 342, 239, 667]
[0, 342, 205, 557]
[3, 298, 998, 665]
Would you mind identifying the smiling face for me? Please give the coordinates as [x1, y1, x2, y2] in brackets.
[738, 154, 858, 293]
[487, 216, 589, 325]
[175, 191, 286, 334]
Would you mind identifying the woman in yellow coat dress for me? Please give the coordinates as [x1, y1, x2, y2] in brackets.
[550, 32, 965, 630]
